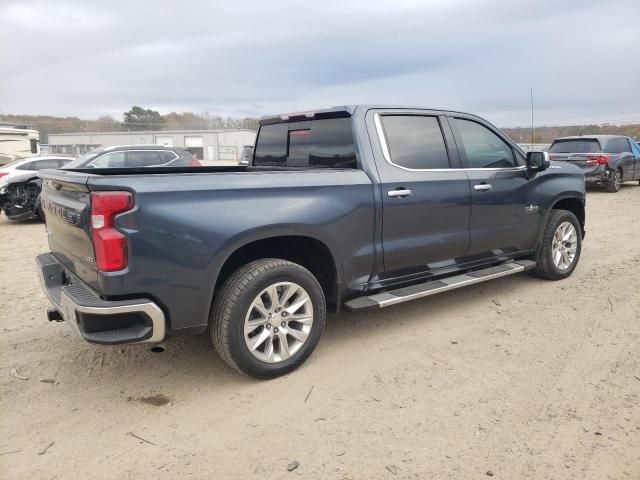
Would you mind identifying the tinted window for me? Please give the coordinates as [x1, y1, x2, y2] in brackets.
[454, 119, 516, 168]
[58, 159, 73, 167]
[16, 162, 34, 170]
[631, 140, 640, 156]
[548, 139, 601, 153]
[91, 151, 125, 168]
[159, 151, 177, 162]
[127, 151, 164, 167]
[254, 118, 357, 168]
[381, 115, 450, 169]
[605, 138, 630, 154]
[32, 159, 61, 170]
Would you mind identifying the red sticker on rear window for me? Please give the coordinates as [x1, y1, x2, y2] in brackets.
[289, 130, 310, 136]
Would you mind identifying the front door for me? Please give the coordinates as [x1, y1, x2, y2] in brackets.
[369, 111, 472, 279]
[449, 116, 543, 260]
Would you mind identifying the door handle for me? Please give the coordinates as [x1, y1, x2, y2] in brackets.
[474, 183, 492, 191]
[387, 189, 413, 198]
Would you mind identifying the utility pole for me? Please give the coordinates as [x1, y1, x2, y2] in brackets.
[530, 87, 534, 149]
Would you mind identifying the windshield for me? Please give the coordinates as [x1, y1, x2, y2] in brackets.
[549, 139, 601, 153]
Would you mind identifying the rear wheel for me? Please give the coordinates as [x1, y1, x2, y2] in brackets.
[210, 258, 326, 379]
[534, 209, 582, 280]
[605, 169, 622, 192]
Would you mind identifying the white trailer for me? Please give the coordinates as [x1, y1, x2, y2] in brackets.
[0, 125, 40, 165]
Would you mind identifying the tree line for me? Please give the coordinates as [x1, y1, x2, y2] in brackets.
[1, 106, 260, 143]
[1, 106, 638, 144]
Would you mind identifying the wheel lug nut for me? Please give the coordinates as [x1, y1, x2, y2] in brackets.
[266, 324, 271, 329]
[281, 312, 288, 317]
[274, 327, 279, 333]
[281, 321, 286, 327]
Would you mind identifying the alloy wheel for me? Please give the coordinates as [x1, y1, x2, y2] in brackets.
[551, 221, 578, 271]
[243, 282, 314, 363]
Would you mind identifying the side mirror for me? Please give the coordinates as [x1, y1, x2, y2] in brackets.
[526, 151, 550, 171]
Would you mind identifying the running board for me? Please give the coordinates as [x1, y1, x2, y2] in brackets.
[344, 260, 536, 310]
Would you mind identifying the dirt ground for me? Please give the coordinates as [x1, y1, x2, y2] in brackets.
[1, 184, 639, 480]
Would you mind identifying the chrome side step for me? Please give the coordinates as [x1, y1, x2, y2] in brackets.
[344, 260, 536, 310]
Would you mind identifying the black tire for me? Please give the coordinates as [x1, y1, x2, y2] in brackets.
[533, 209, 582, 280]
[604, 169, 622, 193]
[210, 258, 326, 379]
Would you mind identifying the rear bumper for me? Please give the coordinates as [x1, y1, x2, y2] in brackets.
[36, 253, 166, 345]
[584, 165, 610, 184]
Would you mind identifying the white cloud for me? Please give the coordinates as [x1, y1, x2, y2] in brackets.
[0, 0, 638, 125]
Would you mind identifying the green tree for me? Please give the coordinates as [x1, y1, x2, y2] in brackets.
[122, 106, 164, 131]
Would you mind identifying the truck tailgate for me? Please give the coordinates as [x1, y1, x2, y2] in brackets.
[39, 169, 98, 288]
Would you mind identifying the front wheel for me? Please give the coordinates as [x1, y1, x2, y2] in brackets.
[533, 209, 582, 280]
[605, 169, 622, 192]
[210, 259, 326, 379]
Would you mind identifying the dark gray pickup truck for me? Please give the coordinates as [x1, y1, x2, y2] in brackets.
[36, 105, 586, 378]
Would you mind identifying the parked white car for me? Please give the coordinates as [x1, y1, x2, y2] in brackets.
[0, 155, 74, 187]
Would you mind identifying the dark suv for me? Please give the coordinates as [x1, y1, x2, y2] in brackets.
[63, 145, 199, 169]
[548, 135, 640, 192]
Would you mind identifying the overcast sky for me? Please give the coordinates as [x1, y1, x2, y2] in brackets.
[1, 0, 639, 126]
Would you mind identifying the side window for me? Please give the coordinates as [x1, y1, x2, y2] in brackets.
[631, 141, 640, 157]
[606, 138, 630, 154]
[58, 159, 72, 167]
[127, 151, 163, 167]
[454, 118, 516, 168]
[380, 115, 450, 169]
[16, 162, 34, 171]
[32, 159, 61, 170]
[160, 151, 177, 162]
[90, 151, 125, 168]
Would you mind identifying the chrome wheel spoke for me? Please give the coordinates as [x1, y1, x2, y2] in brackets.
[286, 292, 311, 315]
[247, 328, 270, 352]
[266, 285, 280, 309]
[280, 284, 297, 307]
[286, 327, 309, 343]
[264, 337, 275, 361]
[276, 330, 290, 360]
[289, 313, 313, 324]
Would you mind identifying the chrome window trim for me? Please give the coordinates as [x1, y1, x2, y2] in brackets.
[87, 149, 178, 167]
[373, 113, 526, 173]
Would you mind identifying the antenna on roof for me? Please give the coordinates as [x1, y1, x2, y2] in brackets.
[530, 86, 534, 150]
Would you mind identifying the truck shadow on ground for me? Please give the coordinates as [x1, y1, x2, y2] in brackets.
[56, 272, 540, 390]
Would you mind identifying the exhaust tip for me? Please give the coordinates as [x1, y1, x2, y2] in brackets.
[47, 308, 64, 322]
[150, 344, 165, 353]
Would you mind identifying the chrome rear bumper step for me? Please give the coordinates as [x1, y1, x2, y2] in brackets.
[345, 260, 536, 310]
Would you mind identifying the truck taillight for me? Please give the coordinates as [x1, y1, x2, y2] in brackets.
[90, 191, 134, 271]
[585, 155, 610, 165]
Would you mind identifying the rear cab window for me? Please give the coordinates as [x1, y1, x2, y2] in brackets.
[254, 117, 357, 168]
[549, 139, 601, 153]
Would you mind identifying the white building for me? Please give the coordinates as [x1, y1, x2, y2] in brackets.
[48, 129, 256, 164]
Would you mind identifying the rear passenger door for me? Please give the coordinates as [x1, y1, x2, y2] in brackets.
[369, 110, 471, 278]
[449, 115, 542, 260]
